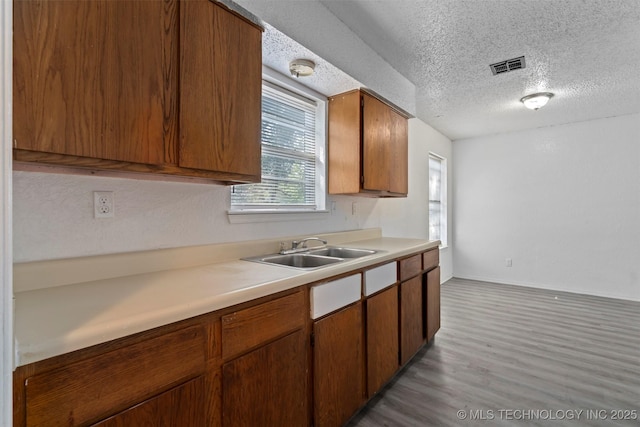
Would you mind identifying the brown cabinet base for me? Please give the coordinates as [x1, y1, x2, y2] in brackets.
[94, 377, 206, 427]
[313, 303, 365, 427]
[426, 266, 441, 342]
[14, 251, 440, 427]
[366, 285, 399, 397]
[400, 276, 424, 365]
[222, 331, 308, 427]
[13, 288, 308, 427]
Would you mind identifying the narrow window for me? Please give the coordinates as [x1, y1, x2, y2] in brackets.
[429, 153, 447, 247]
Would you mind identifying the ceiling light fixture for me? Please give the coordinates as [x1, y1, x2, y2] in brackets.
[289, 59, 315, 78]
[520, 92, 554, 110]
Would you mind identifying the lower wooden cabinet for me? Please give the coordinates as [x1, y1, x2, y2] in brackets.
[15, 325, 207, 427]
[365, 285, 399, 397]
[14, 250, 441, 427]
[426, 266, 441, 342]
[93, 377, 206, 427]
[12, 290, 310, 427]
[220, 290, 309, 427]
[222, 330, 308, 427]
[400, 275, 424, 365]
[313, 303, 365, 427]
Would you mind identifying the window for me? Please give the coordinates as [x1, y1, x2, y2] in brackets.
[230, 76, 326, 215]
[429, 153, 447, 247]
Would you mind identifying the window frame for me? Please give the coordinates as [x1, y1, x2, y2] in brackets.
[228, 66, 328, 223]
[428, 152, 448, 248]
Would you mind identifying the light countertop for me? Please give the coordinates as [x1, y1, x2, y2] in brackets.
[14, 233, 438, 366]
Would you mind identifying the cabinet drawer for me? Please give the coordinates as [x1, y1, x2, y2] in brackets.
[399, 254, 421, 281]
[423, 248, 439, 271]
[25, 326, 205, 427]
[222, 291, 305, 359]
[364, 262, 397, 296]
[311, 274, 361, 319]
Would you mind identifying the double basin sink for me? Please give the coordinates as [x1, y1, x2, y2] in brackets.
[244, 246, 378, 270]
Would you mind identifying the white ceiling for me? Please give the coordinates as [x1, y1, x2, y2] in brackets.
[261, 23, 365, 97]
[320, 0, 640, 139]
[309, 0, 640, 140]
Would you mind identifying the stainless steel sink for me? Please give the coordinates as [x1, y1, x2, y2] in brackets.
[243, 246, 379, 270]
[245, 253, 343, 270]
[307, 247, 377, 258]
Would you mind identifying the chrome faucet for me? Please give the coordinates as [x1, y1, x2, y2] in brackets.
[293, 237, 327, 249]
[280, 237, 327, 254]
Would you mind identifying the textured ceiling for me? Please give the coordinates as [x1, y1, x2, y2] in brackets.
[261, 23, 364, 97]
[317, 0, 640, 140]
[237, 0, 640, 140]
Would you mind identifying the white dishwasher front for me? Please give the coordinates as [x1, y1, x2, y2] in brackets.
[310, 274, 362, 319]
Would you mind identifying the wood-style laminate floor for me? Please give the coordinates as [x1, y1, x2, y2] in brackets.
[348, 278, 640, 427]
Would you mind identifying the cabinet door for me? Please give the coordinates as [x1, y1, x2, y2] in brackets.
[426, 267, 441, 342]
[400, 276, 424, 365]
[180, 0, 261, 179]
[222, 330, 308, 427]
[24, 326, 205, 427]
[13, 0, 177, 164]
[328, 91, 361, 194]
[314, 303, 364, 427]
[92, 377, 205, 427]
[388, 108, 408, 195]
[366, 285, 399, 397]
[362, 93, 391, 192]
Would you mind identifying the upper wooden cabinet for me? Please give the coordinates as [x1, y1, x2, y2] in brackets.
[179, 0, 261, 178]
[13, 0, 262, 184]
[13, 0, 177, 165]
[328, 89, 410, 197]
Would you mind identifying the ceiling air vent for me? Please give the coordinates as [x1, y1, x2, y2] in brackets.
[490, 56, 526, 75]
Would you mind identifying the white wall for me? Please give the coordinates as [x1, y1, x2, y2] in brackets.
[453, 113, 640, 301]
[13, 171, 380, 261]
[374, 118, 454, 282]
[14, 118, 453, 284]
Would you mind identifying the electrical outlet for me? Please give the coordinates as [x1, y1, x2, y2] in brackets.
[94, 191, 114, 218]
[505, 258, 513, 267]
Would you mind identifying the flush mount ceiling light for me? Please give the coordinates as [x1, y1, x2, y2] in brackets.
[289, 59, 315, 78]
[520, 92, 554, 110]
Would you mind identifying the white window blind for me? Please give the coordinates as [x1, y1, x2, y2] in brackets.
[231, 82, 320, 211]
[429, 153, 447, 246]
